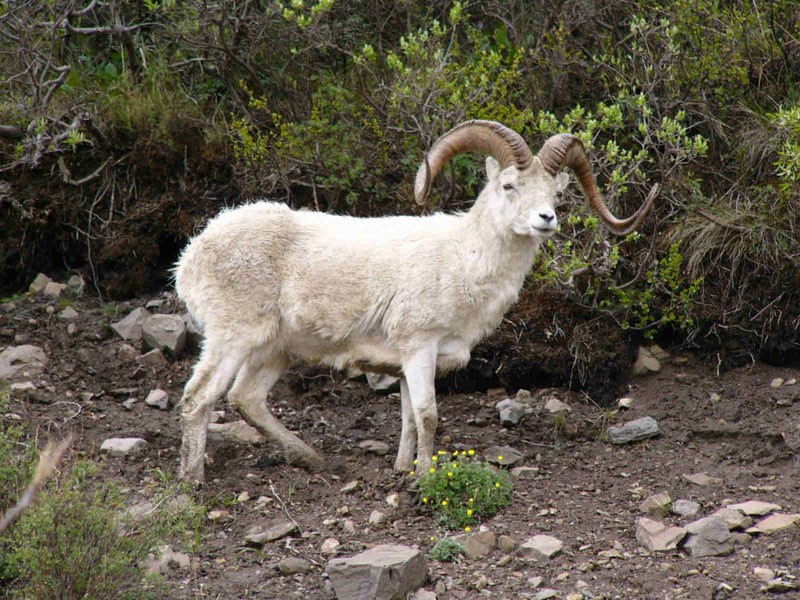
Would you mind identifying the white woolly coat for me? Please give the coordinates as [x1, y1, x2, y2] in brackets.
[175, 191, 541, 375]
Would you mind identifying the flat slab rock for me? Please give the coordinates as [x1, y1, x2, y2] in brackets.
[518, 534, 564, 559]
[100, 437, 147, 457]
[607, 416, 660, 444]
[0, 345, 48, 381]
[636, 517, 686, 553]
[244, 521, 298, 546]
[327, 544, 428, 600]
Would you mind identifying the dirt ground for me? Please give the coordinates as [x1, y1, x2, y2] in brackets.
[2, 291, 800, 600]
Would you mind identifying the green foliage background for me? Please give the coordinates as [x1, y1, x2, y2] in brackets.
[1, 0, 799, 360]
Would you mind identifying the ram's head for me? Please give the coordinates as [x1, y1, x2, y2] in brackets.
[415, 120, 658, 239]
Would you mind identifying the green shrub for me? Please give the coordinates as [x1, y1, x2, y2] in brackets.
[1, 460, 205, 600]
[426, 537, 465, 562]
[417, 450, 512, 531]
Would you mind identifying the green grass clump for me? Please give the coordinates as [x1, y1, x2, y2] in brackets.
[417, 449, 512, 531]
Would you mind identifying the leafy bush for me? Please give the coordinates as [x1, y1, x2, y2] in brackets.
[417, 450, 512, 531]
[426, 537, 465, 562]
[0, 456, 205, 600]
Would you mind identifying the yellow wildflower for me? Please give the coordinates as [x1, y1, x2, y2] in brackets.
[429, 467, 436, 474]
[464, 526, 471, 532]
[468, 449, 475, 456]
[441, 500, 448, 507]
[467, 508, 474, 516]
[447, 471, 453, 478]
[497, 455, 504, 462]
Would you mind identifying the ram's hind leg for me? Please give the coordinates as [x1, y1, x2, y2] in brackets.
[179, 347, 244, 483]
[228, 350, 325, 471]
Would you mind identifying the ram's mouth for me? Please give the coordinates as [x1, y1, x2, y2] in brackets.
[532, 226, 557, 236]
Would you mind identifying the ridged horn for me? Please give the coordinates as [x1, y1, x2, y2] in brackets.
[537, 134, 659, 236]
[414, 120, 534, 205]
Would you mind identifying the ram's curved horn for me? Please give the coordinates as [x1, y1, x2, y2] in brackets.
[414, 120, 534, 205]
[538, 133, 659, 236]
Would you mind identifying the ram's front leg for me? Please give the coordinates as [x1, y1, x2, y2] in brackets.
[402, 348, 438, 474]
[394, 378, 417, 472]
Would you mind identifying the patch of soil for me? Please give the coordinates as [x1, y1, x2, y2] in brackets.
[3, 291, 800, 599]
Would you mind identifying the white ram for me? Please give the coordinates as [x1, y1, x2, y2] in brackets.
[175, 120, 656, 481]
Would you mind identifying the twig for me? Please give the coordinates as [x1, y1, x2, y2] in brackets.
[269, 481, 302, 534]
[57, 155, 112, 186]
[0, 436, 71, 534]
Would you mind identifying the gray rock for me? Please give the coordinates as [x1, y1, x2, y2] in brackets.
[543, 397, 572, 414]
[496, 398, 533, 426]
[136, 348, 168, 367]
[510, 466, 539, 480]
[144, 388, 170, 410]
[0, 345, 48, 381]
[60, 306, 79, 320]
[672, 499, 701, 518]
[277, 557, 314, 574]
[244, 521, 298, 546]
[208, 420, 266, 445]
[533, 589, 558, 600]
[100, 437, 147, 457]
[42, 281, 67, 298]
[636, 517, 686, 553]
[518, 534, 564, 560]
[369, 510, 387, 526]
[682, 472, 721, 486]
[485, 445, 524, 467]
[498, 534, 518, 553]
[630, 346, 662, 377]
[711, 508, 753, 530]
[607, 416, 660, 444]
[327, 544, 428, 600]
[761, 578, 798, 593]
[144, 545, 191, 575]
[452, 530, 496, 558]
[340, 480, 359, 493]
[122, 397, 138, 411]
[10, 381, 46, 403]
[143, 314, 186, 356]
[111, 307, 150, 342]
[358, 440, 390, 456]
[67, 274, 85, 295]
[640, 492, 672, 517]
[726, 500, 782, 516]
[29, 273, 52, 293]
[118, 343, 139, 361]
[144, 546, 189, 575]
[182, 312, 204, 354]
[682, 516, 734, 557]
[320, 538, 341, 557]
[745, 513, 800, 534]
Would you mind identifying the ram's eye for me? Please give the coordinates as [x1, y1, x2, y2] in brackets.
[502, 183, 515, 192]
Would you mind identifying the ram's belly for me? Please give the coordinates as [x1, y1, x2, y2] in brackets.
[282, 331, 404, 377]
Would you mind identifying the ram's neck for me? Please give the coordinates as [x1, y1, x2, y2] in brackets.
[448, 193, 540, 343]
[462, 193, 540, 282]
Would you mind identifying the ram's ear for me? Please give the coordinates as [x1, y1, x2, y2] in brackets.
[485, 156, 501, 181]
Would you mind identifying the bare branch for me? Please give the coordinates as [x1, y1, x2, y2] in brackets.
[58, 156, 112, 186]
[0, 436, 71, 535]
[0, 125, 24, 139]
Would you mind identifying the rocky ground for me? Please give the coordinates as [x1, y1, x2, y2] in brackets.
[2, 274, 800, 600]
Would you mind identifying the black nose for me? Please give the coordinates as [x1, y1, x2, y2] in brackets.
[539, 213, 554, 223]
